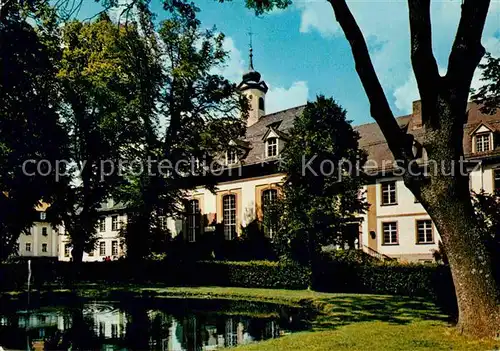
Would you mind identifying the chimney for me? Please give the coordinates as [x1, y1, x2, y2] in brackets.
[412, 100, 422, 130]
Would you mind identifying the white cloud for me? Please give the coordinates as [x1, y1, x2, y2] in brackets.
[394, 67, 447, 114]
[108, 0, 138, 23]
[214, 36, 246, 83]
[266, 81, 309, 114]
[295, 0, 339, 36]
[294, 0, 500, 114]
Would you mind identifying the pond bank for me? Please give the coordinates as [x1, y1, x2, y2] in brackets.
[1, 285, 498, 350]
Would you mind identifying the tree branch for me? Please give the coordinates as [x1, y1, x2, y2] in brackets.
[327, 0, 414, 162]
[447, 0, 491, 98]
[408, 0, 440, 125]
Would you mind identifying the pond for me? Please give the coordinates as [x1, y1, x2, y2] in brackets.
[0, 298, 311, 350]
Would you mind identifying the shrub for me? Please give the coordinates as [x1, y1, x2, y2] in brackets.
[0, 255, 456, 315]
[0, 260, 310, 291]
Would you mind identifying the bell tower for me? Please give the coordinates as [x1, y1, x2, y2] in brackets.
[238, 34, 268, 128]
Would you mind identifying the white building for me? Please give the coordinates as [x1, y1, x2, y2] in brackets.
[17, 204, 59, 259]
[165, 50, 500, 262]
[58, 200, 126, 262]
[18, 50, 500, 263]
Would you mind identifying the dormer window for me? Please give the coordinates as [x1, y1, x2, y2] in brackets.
[226, 149, 238, 165]
[476, 133, 491, 152]
[266, 138, 278, 158]
[471, 124, 494, 154]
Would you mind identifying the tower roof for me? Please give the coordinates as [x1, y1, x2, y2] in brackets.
[238, 41, 267, 93]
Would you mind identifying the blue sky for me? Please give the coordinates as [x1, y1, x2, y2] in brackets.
[78, 0, 499, 126]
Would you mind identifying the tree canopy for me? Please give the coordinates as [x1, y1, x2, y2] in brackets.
[275, 96, 367, 263]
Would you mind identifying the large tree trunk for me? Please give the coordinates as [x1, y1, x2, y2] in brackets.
[71, 244, 83, 263]
[426, 194, 500, 337]
[407, 99, 500, 338]
[327, 0, 499, 337]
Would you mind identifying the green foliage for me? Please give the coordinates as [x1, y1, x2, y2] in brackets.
[217, 0, 292, 15]
[56, 14, 146, 261]
[201, 261, 310, 289]
[0, 2, 68, 260]
[114, 3, 247, 261]
[276, 96, 367, 263]
[470, 190, 500, 275]
[0, 260, 311, 290]
[472, 53, 500, 115]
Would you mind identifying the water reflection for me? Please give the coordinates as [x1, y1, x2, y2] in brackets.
[0, 299, 308, 350]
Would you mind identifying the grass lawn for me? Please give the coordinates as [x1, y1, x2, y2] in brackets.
[162, 287, 499, 351]
[2, 285, 499, 350]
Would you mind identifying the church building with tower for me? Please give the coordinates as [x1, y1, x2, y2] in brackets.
[167, 45, 500, 263]
[18, 46, 500, 263]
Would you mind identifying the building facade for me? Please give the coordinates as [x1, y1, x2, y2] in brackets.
[18, 51, 500, 263]
[17, 205, 59, 259]
[58, 200, 127, 262]
[166, 51, 500, 262]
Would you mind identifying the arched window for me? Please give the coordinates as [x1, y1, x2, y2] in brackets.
[262, 189, 278, 238]
[266, 138, 278, 158]
[186, 199, 200, 242]
[223, 194, 237, 240]
[258, 97, 265, 111]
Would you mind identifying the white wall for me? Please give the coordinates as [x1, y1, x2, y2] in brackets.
[169, 174, 286, 237]
[18, 221, 59, 258]
[58, 213, 126, 262]
[361, 165, 497, 261]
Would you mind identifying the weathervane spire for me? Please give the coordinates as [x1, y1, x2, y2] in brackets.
[248, 29, 254, 71]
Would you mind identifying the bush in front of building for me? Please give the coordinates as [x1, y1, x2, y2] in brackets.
[0, 254, 456, 315]
[312, 253, 457, 316]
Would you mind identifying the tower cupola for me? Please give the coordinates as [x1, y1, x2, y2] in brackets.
[238, 39, 268, 127]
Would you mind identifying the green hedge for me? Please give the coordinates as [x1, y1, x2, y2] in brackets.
[0, 260, 311, 291]
[0, 257, 455, 314]
[209, 261, 311, 289]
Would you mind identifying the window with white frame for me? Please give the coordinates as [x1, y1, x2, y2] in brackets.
[416, 219, 434, 244]
[381, 181, 397, 205]
[42, 227, 48, 236]
[262, 189, 278, 238]
[40, 212, 46, 221]
[226, 149, 238, 165]
[26, 243, 31, 252]
[99, 218, 106, 232]
[223, 194, 237, 240]
[64, 244, 71, 257]
[266, 138, 278, 158]
[476, 133, 491, 152]
[382, 222, 398, 245]
[112, 240, 118, 256]
[42, 243, 47, 252]
[111, 215, 118, 231]
[186, 199, 200, 242]
[99, 241, 106, 256]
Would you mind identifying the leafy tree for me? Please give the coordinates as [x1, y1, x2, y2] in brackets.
[57, 14, 145, 263]
[0, 1, 68, 260]
[276, 96, 367, 265]
[472, 53, 500, 114]
[115, 2, 247, 261]
[471, 191, 500, 265]
[223, 0, 500, 337]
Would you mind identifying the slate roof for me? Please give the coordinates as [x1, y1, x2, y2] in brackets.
[241, 105, 305, 165]
[234, 101, 500, 170]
